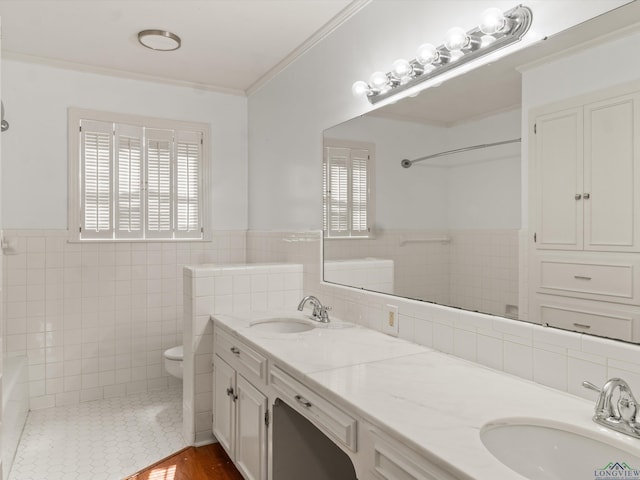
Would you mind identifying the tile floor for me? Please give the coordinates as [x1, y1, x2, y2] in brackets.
[9, 385, 186, 480]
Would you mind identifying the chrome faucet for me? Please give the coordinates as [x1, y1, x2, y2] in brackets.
[297, 295, 331, 323]
[583, 378, 640, 439]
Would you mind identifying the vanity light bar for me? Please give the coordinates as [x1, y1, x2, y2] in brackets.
[353, 5, 533, 104]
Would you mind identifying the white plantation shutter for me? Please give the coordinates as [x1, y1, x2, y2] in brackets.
[81, 119, 113, 239]
[175, 130, 202, 238]
[326, 147, 350, 236]
[71, 109, 207, 241]
[115, 124, 144, 238]
[324, 144, 371, 238]
[146, 129, 174, 238]
[351, 148, 369, 235]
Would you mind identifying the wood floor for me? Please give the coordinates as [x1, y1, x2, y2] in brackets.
[125, 443, 244, 480]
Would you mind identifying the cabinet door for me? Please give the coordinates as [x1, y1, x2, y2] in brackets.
[534, 107, 584, 250]
[235, 375, 268, 480]
[213, 356, 236, 459]
[584, 93, 640, 251]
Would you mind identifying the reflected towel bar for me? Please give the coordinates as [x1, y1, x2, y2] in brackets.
[400, 237, 451, 246]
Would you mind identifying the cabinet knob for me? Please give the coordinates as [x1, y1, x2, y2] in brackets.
[230, 346, 240, 355]
[575, 193, 582, 200]
[583, 193, 591, 199]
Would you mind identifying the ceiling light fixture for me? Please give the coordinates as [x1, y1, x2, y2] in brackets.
[353, 5, 532, 104]
[137, 29, 182, 51]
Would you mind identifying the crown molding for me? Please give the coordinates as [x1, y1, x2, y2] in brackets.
[246, 0, 372, 97]
[3, 51, 247, 96]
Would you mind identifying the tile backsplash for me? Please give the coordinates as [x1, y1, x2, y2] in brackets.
[248, 230, 640, 404]
[3, 229, 246, 410]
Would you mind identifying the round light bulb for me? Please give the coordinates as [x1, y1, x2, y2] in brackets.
[369, 71, 389, 90]
[444, 27, 469, 51]
[479, 7, 506, 35]
[351, 80, 370, 97]
[449, 49, 464, 62]
[416, 43, 439, 65]
[391, 59, 412, 80]
[480, 34, 497, 48]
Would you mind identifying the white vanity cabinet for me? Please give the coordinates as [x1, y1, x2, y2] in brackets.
[213, 328, 269, 480]
[364, 426, 462, 480]
[529, 82, 640, 342]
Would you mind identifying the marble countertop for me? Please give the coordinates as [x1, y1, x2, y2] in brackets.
[212, 311, 640, 479]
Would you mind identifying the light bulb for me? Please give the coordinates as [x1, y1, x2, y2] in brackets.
[391, 59, 412, 80]
[444, 27, 469, 51]
[481, 34, 497, 48]
[449, 49, 464, 62]
[369, 71, 389, 90]
[479, 7, 506, 35]
[416, 43, 439, 65]
[351, 80, 370, 97]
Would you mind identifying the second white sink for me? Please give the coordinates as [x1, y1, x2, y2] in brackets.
[250, 317, 315, 333]
[480, 418, 640, 479]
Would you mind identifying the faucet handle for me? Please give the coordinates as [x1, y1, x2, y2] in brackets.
[619, 393, 638, 423]
[582, 381, 602, 393]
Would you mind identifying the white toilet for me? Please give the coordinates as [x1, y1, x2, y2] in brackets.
[163, 345, 183, 379]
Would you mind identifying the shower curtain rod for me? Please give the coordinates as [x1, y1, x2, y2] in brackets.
[400, 138, 521, 168]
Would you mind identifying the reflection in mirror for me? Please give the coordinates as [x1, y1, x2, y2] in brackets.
[322, 2, 640, 336]
[324, 102, 522, 319]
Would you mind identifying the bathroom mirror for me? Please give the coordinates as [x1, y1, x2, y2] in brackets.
[323, 3, 639, 326]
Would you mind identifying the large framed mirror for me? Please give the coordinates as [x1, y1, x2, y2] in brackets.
[322, 2, 640, 340]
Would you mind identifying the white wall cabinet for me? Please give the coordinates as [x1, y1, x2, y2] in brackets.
[530, 83, 640, 342]
[213, 331, 269, 480]
[533, 93, 640, 252]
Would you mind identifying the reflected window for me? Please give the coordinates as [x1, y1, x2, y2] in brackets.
[323, 140, 374, 238]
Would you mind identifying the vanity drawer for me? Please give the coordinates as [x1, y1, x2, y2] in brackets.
[270, 365, 357, 452]
[534, 294, 637, 342]
[368, 428, 459, 480]
[536, 257, 639, 304]
[214, 328, 267, 382]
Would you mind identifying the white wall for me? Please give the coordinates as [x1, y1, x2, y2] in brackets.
[0, 59, 250, 410]
[248, 0, 630, 231]
[2, 59, 248, 230]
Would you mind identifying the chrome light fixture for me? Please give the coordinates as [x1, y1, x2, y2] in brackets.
[138, 29, 182, 51]
[353, 5, 532, 104]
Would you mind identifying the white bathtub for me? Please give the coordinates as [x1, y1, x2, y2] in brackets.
[2, 355, 29, 480]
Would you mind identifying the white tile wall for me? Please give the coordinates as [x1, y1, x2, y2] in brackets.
[182, 262, 303, 445]
[323, 228, 519, 318]
[324, 258, 393, 294]
[248, 230, 640, 405]
[3, 229, 246, 410]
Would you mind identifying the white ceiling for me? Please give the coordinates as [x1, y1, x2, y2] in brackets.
[0, 0, 361, 94]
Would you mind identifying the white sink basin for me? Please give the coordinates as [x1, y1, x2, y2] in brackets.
[249, 317, 315, 333]
[480, 418, 640, 479]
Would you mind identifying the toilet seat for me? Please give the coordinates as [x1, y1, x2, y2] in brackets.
[164, 345, 183, 361]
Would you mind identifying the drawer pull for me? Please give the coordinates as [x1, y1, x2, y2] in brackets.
[230, 346, 241, 355]
[573, 323, 591, 329]
[573, 275, 592, 280]
[295, 394, 312, 408]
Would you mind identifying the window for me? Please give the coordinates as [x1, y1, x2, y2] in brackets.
[69, 109, 209, 241]
[323, 140, 374, 238]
